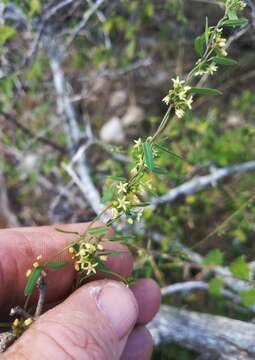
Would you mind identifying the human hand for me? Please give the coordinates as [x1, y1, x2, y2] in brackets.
[0, 223, 161, 360]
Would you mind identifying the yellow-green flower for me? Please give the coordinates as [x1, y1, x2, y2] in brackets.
[162, 76, 193, 118]
[117, 182, 128, 194]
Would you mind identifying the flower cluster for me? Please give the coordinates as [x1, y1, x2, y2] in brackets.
[222, 0, 246, 11]
[105, 138, 153, 224]
[12, 317, 33, 337]
[162, 77, 193, 118]
[211, 29, 227, 56]
[195, 59, 218, 76]
[111, 188, 145, 224]
[69, 242, 107, 275]
[26, 255, 47, 278]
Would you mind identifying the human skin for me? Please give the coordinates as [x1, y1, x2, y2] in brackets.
[0, 223, 161, 359]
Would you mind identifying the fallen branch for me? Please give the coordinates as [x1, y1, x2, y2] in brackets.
[149, 305, 255, 359]
[152, 161, 255, 206]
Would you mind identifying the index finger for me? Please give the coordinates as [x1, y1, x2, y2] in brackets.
[0, 223, 132, 312]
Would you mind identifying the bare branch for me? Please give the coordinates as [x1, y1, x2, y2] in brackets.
[0, 168, 20, 227]
[149, 305, 255, 359]
[1, 112, 66, 153]
[45, 35, 105, 216]
[65, 0, 105, 48]
[152, 161, 255, 206]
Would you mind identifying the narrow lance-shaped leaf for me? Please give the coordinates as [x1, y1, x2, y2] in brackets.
[88, 226, 109, 236]
[189, 87, 222, 96]
[130, 202, 151, 207]
[151, 166, 168, 175]
[24, 267, 42, 296]
[107, 175, 127, 182]
[155, 144, 183, 160]
[212, 57, 238, 66]
[108, 234, 135, 242]
[142, 142, 154, 171]
[205, 17, 209, 44]
[194, 35, 205, 56]
[223, 18, 248, 27]
[45, 260, 69, 269]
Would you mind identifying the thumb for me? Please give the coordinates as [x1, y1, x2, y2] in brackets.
[4, 279, 139, 360]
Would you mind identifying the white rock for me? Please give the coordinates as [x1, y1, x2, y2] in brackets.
[99, 117, 125, 144]
[109, 90, 127, 108]
[122, 105, 145, 127]
[227, 112, 242, 126]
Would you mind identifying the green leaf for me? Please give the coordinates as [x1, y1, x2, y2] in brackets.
[230, 256, 250, 280]
[228, 10, 238, 20]
[108, 234, 135, 242]
[45, 260, 69, 269]
[0, 26, 16, 45]
[203, 249, 223, 266]
[189, 87, 222, 96]
[205, 17, 209, 44]
[101, 187, 115, 204]
[209, 277, 224, 296]
[107, 175, 127, 182]
[239, 288, 255, 306]
[155, 144, 183, 160]
[29, 0, 41, 16]
[223, 18, 248, 27]
[130, 202, 150, 207]
[88, 226, 109, 236]
[151, 166, 168, 175]
[212, 57, 238, 66]
[24, 267, 42, 296]
[194, 35, 205, 56]
[142, 142, 154, 171]
[99, 249, 124, 256]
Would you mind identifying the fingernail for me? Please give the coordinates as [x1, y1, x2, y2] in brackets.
[97, 282, 138, 339]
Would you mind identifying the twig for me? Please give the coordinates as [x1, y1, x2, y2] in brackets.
[34, 276, 47, 318]
[65, 0, 105, 49]
[1, 112, 66, 154]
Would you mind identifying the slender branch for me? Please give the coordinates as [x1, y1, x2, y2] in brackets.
[161, 280, 249, 309]
[0, 112, 66, 153]
[65, 0, 105, 48]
